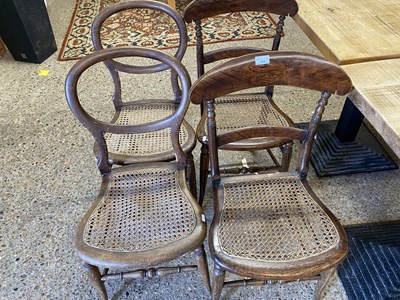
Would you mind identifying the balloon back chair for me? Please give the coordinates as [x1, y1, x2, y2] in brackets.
[90, 0, 198, 194]
[189, 51, 352, 299]
[65, 47, 210, 300]
[183, 0, 299, 204]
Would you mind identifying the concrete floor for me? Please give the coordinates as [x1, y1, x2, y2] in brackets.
[0, 0, 399, 299]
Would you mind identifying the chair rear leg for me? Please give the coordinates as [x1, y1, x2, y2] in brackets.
[82, 261, 107, 300]
[195, 244, 211, 293]
[265, 85, 275, 97]
[280, 142, 293, 172]
[186, 153, 197, 198]
[314, 268, 336, 300]
[211, 264, 226, 300]
[199, 144, 209, 206]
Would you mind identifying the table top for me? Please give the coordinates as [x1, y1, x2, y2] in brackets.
[342, 59, 400, 158]
[293, 0, 400, 65]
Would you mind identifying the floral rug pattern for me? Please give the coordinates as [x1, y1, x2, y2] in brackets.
[58, 0, 277, 61]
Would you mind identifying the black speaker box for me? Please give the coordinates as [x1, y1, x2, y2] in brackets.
[0, 0, 57, 63]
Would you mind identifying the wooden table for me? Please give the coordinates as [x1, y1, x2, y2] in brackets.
[342, 59, 400, 159]
[293, 0, 400, 65]
[293, 0, 400, 175]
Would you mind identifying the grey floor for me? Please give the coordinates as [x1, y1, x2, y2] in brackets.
[1, 0, 399, 299]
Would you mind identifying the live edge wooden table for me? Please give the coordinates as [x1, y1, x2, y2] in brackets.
[293, 0, 400, 176]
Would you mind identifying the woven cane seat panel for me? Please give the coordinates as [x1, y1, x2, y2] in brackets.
[83, 167, 196, 252]
[219, 176, 340, 262]
[104, 104, 188, 156]
[215, 94, 290, 133]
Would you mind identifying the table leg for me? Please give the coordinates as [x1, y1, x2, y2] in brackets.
[298, 98, 398, 177]
[334, 97, 364, 142]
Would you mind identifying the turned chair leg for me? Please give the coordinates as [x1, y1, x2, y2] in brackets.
[81, 261, 108, 300]
[314, 268, 336, 300]
[199, 144, 209, 206]
[211, 264, 226, 300]
[280, 141, 293, 172]
[186, 153, 197, 198]
[195, 244, 211, 293]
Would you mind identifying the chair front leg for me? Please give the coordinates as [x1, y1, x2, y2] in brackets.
[194, 244, 211, 293]
[211, 264, 226, 300]
[81, 261, 108, 300]
[314, 268, 336, 300]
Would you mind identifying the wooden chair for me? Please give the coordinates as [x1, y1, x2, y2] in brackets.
[189, 51, 352, 299]
[65, 47, 210, 300]
[91, 1, 197, 194]
[183, 0, 299, 204]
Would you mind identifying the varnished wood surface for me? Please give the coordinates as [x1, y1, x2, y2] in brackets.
[183, 0, 298, 22]
[293, 0, 400, 65]
[189, 51, 352, 104]
[342, 59, 400, 159]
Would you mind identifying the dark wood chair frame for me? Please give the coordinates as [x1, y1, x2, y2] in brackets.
[183, 0, 299, 204]
[65, 47, 210, 300]
[91, 0, 198, 195]
[190, 51, 353, 300]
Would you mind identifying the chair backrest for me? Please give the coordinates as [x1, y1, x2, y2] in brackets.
[183, 0, 298, 77]
[91, 0, 188, 104]
[65, 47, 192, 174]
[189, 51, 352, 179]
[183, 0, 298, 21]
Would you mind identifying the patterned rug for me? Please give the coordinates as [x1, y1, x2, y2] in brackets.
[58, 0, 278, 61]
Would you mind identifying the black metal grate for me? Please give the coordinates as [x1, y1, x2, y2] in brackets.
[337, 222, 400, 300]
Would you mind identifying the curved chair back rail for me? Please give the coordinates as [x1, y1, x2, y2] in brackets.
[190, 51, 353, 105]
[202, 47, 265, 65]
[65, 47, 191, 173]
[217, 126, 307, 148]
[92, 0, 188, 74]
[183, 0, 298, 22]
[183, 0, 299, 79]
